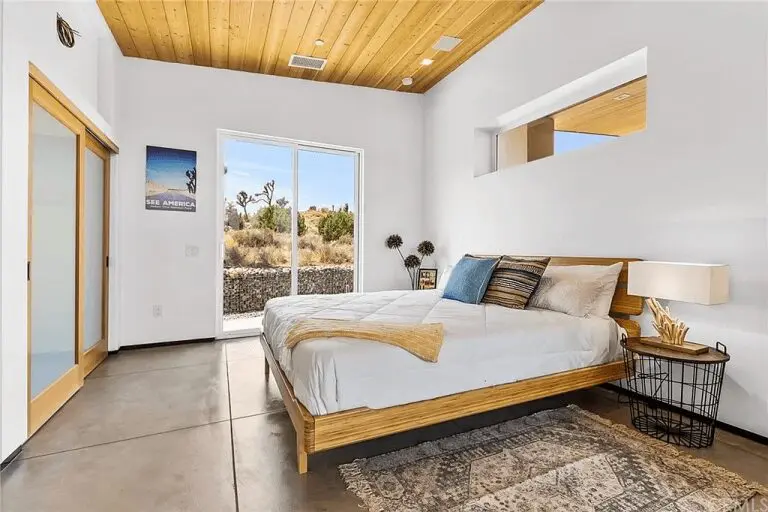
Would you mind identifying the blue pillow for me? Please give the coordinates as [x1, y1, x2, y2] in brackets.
[442, 255, 500, 304]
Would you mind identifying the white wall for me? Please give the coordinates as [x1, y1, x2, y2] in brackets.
[424, 1, 768, 435]
[114, 58, 424, 346]
[1, 0, 118, 460]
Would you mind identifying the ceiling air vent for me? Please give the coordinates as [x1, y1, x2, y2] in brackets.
[432, 36, 462, 52]
[288, 54, 327, 71]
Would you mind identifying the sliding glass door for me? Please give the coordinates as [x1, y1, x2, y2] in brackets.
[297, 149, 357, 296]
[221, 139, 294, 334]
[219, 133, 360, 337]
[29, 97, 81, 426]
[28, 77, 113, 435]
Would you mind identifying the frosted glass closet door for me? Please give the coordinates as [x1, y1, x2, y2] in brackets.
[84, 147, 105, 350]
[30, 104, 77, 397]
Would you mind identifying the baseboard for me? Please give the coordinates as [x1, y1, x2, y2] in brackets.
[1, 445, 23, 471]
[601, 383, 768, 446]
[111, 337, 216, 353]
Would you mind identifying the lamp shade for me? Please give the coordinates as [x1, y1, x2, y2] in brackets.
[627, 261, 729, 305]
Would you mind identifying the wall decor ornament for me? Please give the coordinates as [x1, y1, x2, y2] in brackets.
[145, 145, 197, 212]
[56, 13, 78, 48]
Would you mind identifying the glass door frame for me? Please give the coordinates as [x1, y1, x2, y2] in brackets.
[215, 129, 363, 339]
[28, 75, 114, 436]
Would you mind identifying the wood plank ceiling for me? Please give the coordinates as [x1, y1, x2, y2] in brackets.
[553, 77, 647, 136]
[97, 0, 542, 93]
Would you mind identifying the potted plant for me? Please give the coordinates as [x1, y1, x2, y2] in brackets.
[386, 235, 436, 290]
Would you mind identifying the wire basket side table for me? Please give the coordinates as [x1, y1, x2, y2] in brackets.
[621, 337, 730, 448]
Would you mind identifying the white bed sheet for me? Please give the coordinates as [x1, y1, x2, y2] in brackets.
[263, 290, 623, 416]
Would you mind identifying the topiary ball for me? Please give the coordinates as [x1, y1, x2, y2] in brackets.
[404, 254, 421, 268]
[386, 234, 403, 249]
[417, 240, 435, 256]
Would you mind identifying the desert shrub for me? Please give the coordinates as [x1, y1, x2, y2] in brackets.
[226, 246, 291, 268]
[298, 233, 322, 251]
[256, 245, 290, 267]
[231, 228, 280, 248]
[255, 205, 290, 233]
[297, 212, 307, 237]
[224, 245, 248, 268]
[254, 205, 307, 236]
[317, 243, 353, 265]
[335, 242, 354, 264]
[299, 248, 320, 266]
[226, 205, 354, 268]
[318, 210, 354, 242]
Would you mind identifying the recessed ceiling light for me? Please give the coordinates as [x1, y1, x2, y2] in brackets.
[401, 77, 414, 86]
[421, 58, 434, 66]
[314, 39, 325, 46]
[432, 35, 462, 52]
[613, 93, 631, 101]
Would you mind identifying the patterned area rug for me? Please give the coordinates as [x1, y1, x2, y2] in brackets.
[339, 405, 767, 511]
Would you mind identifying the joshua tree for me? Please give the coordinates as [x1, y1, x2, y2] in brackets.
[185, 167, 197, 194]
[236, 190, 255, 218]
[275, 197, 289, 208]
[253, 179, 276, 207]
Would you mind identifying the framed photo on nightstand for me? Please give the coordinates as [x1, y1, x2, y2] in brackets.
[418, 268, 438, 290]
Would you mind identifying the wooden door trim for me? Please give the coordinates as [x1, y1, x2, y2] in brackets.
[29, 365, 81, 435]
[76, 115, 86, 382]
[82, 342, 108, 377]
[30, 79, 82, 134]
[29, 63, 119, 154]
[82, 133, 111, 377]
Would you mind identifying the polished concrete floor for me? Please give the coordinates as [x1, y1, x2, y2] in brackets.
[2, 338, 767, 511]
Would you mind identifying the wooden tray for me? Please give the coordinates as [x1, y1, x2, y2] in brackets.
[636, 336, 709, 355]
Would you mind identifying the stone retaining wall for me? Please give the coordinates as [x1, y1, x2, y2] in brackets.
[223, 265, 354, 314]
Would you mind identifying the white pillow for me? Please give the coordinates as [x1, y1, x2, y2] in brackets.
[529, 262, 623, 318]
[437, 265, 453, 290]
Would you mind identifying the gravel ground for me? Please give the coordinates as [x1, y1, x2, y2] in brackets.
[223, 311, 263, 321]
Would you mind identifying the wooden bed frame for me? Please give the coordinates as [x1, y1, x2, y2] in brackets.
[261, 257, 643, 473]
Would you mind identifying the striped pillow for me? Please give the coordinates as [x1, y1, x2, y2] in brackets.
[481, 256, 551, 309]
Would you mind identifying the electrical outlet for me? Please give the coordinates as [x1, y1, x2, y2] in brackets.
[152, 305, 162, 318]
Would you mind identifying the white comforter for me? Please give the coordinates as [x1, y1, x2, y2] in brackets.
[263, 290, 622, 416]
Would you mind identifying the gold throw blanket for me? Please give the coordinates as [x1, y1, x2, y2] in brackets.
[285, 319, 444, 363]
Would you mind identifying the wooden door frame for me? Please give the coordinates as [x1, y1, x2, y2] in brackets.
[81, 135, 111, 377]
[27, 65, 118, 436]
[28, 79, 86, 435]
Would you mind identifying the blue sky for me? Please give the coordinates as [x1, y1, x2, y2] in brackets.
[554, 131, 616, 154]
[146, 146, 196, 188]
[223, 139, 355, 211]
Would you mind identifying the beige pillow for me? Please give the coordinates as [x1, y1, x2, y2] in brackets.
[528, 276, 603, 317]
[528, 263, 623, 318]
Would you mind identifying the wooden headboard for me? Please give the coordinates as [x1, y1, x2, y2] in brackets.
[509, 255, 644, 337]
